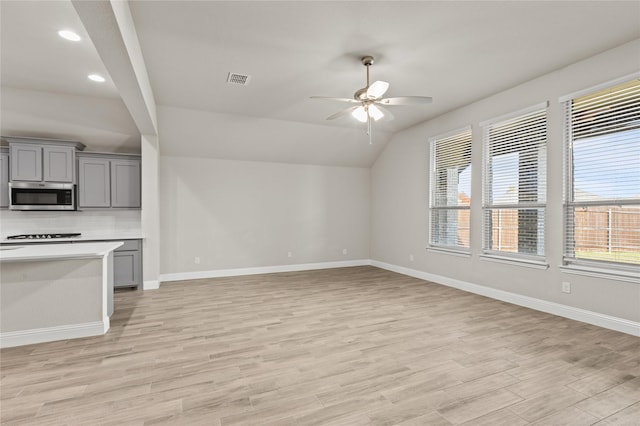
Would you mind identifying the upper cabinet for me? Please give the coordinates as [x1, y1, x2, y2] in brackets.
[111, 159, 141, 208]
[78, 157, 111, 208]
[10, 143, 42, 182]
[43, 145, 75, 182]
[6, 137, 85, 183]
[77, 153, 141, 209]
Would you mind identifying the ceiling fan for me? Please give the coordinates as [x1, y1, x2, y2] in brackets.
[311, 55, 432, 143]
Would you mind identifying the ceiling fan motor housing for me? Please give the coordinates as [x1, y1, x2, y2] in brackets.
[355, 88, 369, 101]
[361, 56, 374, 66]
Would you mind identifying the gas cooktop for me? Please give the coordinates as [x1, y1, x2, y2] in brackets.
[6, 233, 82, 240]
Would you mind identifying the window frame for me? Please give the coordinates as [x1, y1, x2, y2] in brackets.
[561, 74, 640, 277]
[480, 102, 549, 263]
[428, 126, 473, 255]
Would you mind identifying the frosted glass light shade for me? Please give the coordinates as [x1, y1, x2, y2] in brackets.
[368, 104, 384, 121]
[352, 106, 368, 123]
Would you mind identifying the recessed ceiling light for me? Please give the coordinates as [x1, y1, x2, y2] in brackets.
[88, 74, 106, 83]
[58, 30, 81, 42]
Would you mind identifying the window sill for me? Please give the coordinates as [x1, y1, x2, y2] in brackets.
[479, 254, 549, 270]
[560, 264, 640, 284]
[427, 247, 471, 258]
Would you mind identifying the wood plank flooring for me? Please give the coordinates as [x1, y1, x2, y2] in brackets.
[1, 266, 639, 425]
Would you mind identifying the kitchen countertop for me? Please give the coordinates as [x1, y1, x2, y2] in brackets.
[0, 241, 124, 262]
[1, 231, 144, 244]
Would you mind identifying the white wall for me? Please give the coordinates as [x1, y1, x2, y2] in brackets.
[371, 39, 640, 323]
[160, 156, 370, 275]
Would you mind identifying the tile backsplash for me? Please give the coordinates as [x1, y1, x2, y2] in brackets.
[0, 210, 141, 238]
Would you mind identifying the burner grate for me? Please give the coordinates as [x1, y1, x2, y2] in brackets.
[6, 233, 82, 240]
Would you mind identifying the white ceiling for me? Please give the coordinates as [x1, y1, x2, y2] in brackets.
[1, 1, 639, 164]
[1, 1, 118, 99]
[0, 0, 140, 152]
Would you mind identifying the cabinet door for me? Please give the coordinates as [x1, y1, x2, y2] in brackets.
[114, 250, 141, 288]
[78, 157, 111, 208]
[111, 159, 141, 208]
[43, 146, 74, 182]
[10, 143, 42, 182]
[0, 153, 9, 208]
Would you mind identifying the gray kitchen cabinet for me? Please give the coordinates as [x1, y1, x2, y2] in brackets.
[7, 138, 83, 183]
[111, 159, 141, 208]
[77, 153, 141, 209]
[43, 145, 74, 182]
[114, 239, 142, 288]
[10, 143, 42, 182]
[78, 157, 111, 208]
[0, 150, 9, 208]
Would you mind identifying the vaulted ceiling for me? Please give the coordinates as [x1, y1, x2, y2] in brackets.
[1, 1, 639, 166]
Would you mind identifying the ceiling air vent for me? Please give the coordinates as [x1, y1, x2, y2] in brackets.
[227, 72, 251, 86]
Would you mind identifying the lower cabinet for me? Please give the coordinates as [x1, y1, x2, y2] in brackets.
[113, 239, 142, 288]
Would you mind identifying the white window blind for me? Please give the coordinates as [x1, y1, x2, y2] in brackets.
[429, 127, 472, 250]
[482, 105, 547, 258]
[564, 77, 640, 268]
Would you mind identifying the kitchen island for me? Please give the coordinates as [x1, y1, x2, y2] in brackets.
[2, 233, 145, 289]
[0, 242, 123, 348]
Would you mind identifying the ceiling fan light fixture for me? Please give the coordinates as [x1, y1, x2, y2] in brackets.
[352, 106, 368, 123]
[368, 104, 384, 121]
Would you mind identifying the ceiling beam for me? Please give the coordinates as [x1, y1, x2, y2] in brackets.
[72, 0, 157, 136]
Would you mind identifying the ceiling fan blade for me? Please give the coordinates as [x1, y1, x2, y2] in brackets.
[310, 96, 359, 103]
[326, 106, 359, 120]
[366, 81, 389, 99]
[378, 96, 433, 105]
[375, 105, 394, 121]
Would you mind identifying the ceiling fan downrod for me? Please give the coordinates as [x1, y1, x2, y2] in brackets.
[363, 56, 373, 88]
[355, 56, 375, 101]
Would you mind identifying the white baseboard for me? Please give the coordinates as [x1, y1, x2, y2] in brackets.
[0, 320, 109, 348]
[371, 260, 640, 337]
[160, 259, 371, 282]
[143, 279, 160, 290]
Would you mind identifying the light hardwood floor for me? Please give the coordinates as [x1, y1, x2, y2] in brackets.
[1, 266, 639, 425]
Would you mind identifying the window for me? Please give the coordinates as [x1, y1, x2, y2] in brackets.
[429, 127, 472, 251]
[481, 103, 548, 259]
[563, 77, 640, 270]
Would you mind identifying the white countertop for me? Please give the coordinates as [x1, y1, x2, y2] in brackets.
[0, 241, 124, 262]
[1, 231, 144, 244]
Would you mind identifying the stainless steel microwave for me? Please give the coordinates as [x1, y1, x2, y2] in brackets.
[9, 182, 76, 211]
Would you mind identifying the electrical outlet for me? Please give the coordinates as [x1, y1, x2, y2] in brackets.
[194, 256, 201, 264]
[287, 251, 293, 258]
[562, 281, 571, 293]
[342, 248, 348, 255]
[409, 254, 414, 262]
